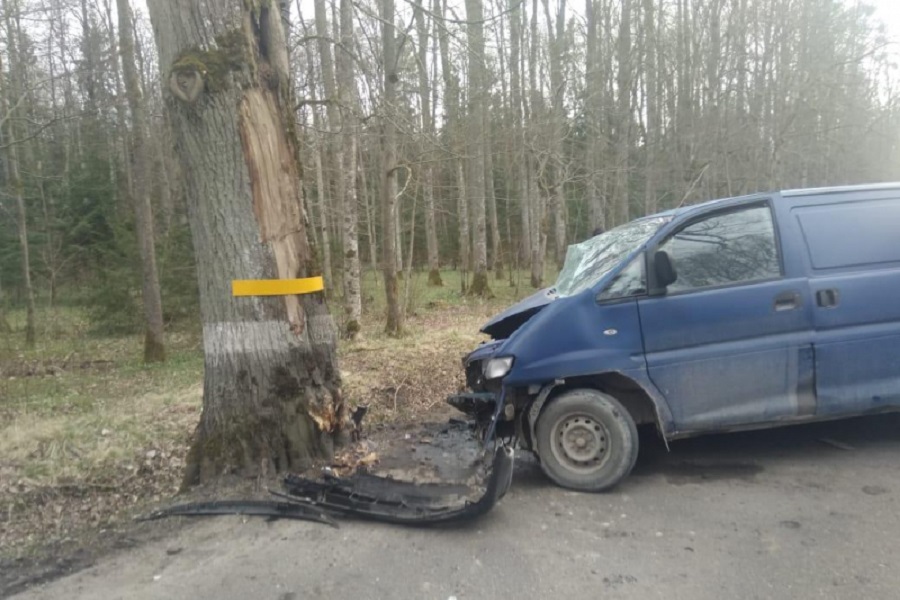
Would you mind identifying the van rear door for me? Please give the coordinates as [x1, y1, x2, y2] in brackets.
[790, 192, 900, 415]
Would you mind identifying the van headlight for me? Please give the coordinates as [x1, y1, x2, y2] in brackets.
[483, 357, 514, 380]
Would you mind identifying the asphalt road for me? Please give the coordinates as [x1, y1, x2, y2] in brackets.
[14, 414, 900, 600]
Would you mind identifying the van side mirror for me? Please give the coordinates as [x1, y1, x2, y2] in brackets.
[654, 250, 677, 289]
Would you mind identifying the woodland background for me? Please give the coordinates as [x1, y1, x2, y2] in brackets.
[1, 0, 899, 344]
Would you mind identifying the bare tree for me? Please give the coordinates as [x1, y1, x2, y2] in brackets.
[584, 0, 603, 232]
[116, 0, 166, 363]
[381, 0, 402, 335]
[641, 0, 659, 214]
[1, 0, 35, 348]
[509, 0, 531, 273]
[465, 0, 491, 296]
[611, 0, 632, 225]
[337, 0, 361, 338]
[312, 0, 346, 293]
[542, 0, 568, 265]
[527, 0, 545, 287]
[413, 0, 442, 287]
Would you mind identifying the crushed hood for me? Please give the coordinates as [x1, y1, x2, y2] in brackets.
[480, 288, 557, 339]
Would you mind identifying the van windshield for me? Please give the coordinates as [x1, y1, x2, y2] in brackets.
[554, 216, 671, 298]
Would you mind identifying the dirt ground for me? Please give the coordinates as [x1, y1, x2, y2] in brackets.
[8, 412, 900, 600]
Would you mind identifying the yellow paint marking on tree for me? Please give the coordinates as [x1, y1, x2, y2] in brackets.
[232, 277, 325, 297]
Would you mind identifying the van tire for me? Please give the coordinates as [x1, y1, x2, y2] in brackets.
[535, 389, 639, 492]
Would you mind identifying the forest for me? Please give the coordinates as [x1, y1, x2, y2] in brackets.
[1, 0, 897, 348]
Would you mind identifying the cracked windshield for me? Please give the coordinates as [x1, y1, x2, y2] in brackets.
[554, 217, 671, 297]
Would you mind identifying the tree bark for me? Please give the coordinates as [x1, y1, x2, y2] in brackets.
[147, 0, 343, 486]
[117, 0, 166, 363]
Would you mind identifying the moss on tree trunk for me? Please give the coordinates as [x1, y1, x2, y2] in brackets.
[427, 268, 443, 287]
[468, 271, 493, 298]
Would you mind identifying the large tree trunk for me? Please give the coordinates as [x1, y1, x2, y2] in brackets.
[117, 0, 166, 363]
[465, 0, 491, 296]
[147, 0, 343, 486]
[381, 0, 403, 335]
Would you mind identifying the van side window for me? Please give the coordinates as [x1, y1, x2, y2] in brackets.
[599, 256, 646, 301]
[660, 205, 781, 293]
[794, 198, 900, 270]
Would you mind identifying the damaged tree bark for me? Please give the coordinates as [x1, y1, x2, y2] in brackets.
[147, 0, 343, 486]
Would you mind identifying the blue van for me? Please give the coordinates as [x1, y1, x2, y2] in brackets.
[450, 183, 900, 491]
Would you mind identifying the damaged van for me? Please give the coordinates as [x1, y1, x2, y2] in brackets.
[450, 183, 900, 492]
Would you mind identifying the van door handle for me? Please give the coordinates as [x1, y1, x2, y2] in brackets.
[773, 291, 801, 312]
[816, 288, 840, 308]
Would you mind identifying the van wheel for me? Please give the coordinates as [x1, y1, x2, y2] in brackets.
[535, 389, 638, 492]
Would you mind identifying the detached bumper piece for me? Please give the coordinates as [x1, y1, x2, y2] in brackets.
[447, 392, 498, 421]
[282, 446, 514, 526]
[137, 499, 338, 527]
[137, 447, 514, 527]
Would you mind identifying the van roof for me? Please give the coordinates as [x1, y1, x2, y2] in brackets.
[654, 182, 900, 219]
[780, 181, 900, 197]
